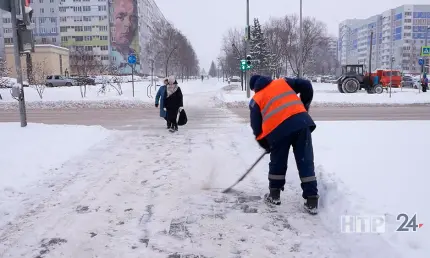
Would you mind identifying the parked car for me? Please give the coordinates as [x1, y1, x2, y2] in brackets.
[45, 75, 77, 87]
[0, 77, 29, 88]
[401, 76, 414, 88]
[230, 76, 241, 82]
[70, 75, 96, 85]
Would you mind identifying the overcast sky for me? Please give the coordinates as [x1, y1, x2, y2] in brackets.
[155, 0, 429, 71]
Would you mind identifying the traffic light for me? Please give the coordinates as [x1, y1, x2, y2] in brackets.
[246, 55, 252, 65]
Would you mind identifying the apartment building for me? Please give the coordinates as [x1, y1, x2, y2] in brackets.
[59, 0, 110, 66]
[339, 5, 430, 74]
[328, 37, 338, 58]
[1, 0, 167, 75]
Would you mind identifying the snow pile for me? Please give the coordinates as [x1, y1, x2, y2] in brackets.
[0, 123, 111, 229]
[0, 78, 226, 109]
[314, 121, 429, 258]
[217, 82, 430, 107]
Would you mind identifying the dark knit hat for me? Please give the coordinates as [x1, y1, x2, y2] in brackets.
[249, 75, 261, 91]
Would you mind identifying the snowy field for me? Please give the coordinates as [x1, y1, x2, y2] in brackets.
[0, 118, 428, 257]
[217, 82, 430, 107]
[0, 79, 226, 109]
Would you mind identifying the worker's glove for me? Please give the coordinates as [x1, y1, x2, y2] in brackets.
[257, 139, 271, 154]
[155, 103, 159, 108]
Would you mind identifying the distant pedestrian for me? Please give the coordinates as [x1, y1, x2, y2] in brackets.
[164, 76, 183, 132]
[422, 73, 428, 92]
[155, 78, 170, 128]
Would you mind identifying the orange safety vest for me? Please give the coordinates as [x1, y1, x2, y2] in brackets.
[252, 78, 307, 140]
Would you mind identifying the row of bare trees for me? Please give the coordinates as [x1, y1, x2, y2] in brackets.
[144, 20, 199, 79]
[218, 14, 338, 78]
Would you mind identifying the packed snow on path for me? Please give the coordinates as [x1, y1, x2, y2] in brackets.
[0, 78, 226, 109]
[0, 118, 428, 257]
[0, 123, 111, 230]
[217, 82, 430, 107]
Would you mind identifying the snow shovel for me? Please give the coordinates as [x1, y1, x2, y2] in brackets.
[222, 151, 268, 193]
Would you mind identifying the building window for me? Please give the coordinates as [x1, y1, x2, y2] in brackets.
[51, 27, 57, 33]
[2, 18, 11, 23]
[39, 0, 43, 3]
[60, 27, 67, 32]
[75, 26, 83, 32]
[50, 8, 54, 13]
[99, 26, 108, 31]
[61, 36, 68, 42]
[75, 36, 84, 41]
[74, 6, 82, 12]
[84, 46, 93, 51]
[40, 8, 44, 13]
[4, 38, 13, 44]
[41, 38, 47, 44]
[101, 56, 109, 60]
[50, 17, 56, 22]
[100, 45, 108, 51]
[84, 36, 92, 41]
[98, 6, 107, 11]
[84, 26, 92, 31]
[83, 6, 91, 12]
[84, 16, 91, 21]
[100, 36, 108, 40]
[74, 16, 83, 22]
[52, 38, 57, 43]
[59, 7, 66, 12]
[3, 28, 12, 33]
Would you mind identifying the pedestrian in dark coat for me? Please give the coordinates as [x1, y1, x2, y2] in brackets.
[164, 76, 183, 132]
[155, 78, 170, 128]
[249, 74, 319, 214]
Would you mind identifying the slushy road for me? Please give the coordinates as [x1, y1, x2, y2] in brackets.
[1, 105, 429, 130]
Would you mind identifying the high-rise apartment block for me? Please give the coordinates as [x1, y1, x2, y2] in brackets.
[0, 0, 167, 75]
[339, 4, 430, 74]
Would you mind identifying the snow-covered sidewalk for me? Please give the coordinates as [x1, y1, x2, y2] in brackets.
[0, 79, 227, 109]
[1, 112, 428, 257]
[217, 83, 430, 107]
[0, 123, 111, 231]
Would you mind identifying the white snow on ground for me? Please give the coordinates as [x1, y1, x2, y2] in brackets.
[0, 123, 111, 230]
[0, 79, 227, 109]
[217, 82, 430, 107]
[0, 103, 428, 257]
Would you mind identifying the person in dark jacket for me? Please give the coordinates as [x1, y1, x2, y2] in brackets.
[164, 76, 183, 132]
[422, 73, 428, 91]
[249, 75, 319, 214]
[155, 78, 170, 128]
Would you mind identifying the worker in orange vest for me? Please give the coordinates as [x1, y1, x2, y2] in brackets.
[249, 75, 318, 214]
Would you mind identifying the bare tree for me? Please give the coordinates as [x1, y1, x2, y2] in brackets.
[27, 60, 50, 99]
[69, 47, 103, 98]
[144, 20, 199, 79]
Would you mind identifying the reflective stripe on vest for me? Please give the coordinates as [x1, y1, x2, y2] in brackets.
[253, 79, 307, 140]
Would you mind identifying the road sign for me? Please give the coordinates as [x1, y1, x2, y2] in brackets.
[419, 58, 424, 66]
[422, 46, 430, 56]
[128, 54, 136, 64]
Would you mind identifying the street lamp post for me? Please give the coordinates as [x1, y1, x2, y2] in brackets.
[390, 56, 394, 98]
[425, 26, 429, 75]
[245, 0, 250, 97]
[299, 0, 303, 78]
[232, 43, 244, 91]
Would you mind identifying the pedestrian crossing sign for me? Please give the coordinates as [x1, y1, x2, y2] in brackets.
[422, 46, 430, 56]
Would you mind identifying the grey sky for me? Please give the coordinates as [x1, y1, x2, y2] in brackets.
[155, 0, 429, 71]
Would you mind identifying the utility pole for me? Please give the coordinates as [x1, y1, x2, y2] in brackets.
[425, 26, 429, 75]
[11, 0, 28, 127]
[389, 57, 394, 98]
[298, 0, 303, 78]
[245, 0, 250, 98]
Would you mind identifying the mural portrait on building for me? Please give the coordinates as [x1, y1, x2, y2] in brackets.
[111, 0, 140, 74]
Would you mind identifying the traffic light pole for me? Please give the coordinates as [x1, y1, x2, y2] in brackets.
[11, 0, 27, 127]
[245, 0, 250, 98]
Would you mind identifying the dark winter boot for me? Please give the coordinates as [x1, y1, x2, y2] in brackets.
[304, 195, 319, 215]
[264, 188, 281, 205]
[166, 121, 171, 129]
